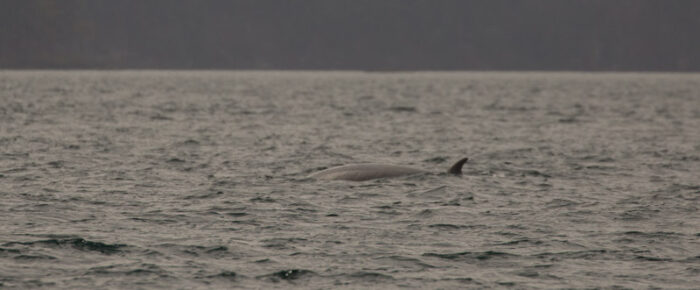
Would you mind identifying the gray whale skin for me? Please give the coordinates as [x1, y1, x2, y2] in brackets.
[310, 157, 468, 181]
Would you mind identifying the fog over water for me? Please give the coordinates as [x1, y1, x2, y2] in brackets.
[1, 71, 699, 288]
[2, 1, 700, 70]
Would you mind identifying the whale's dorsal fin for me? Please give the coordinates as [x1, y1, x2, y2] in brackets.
[448, 157, 468, 175]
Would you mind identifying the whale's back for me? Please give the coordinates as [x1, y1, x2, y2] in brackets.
[310, 164, 426, 181]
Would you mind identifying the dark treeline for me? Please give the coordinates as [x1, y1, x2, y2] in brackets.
[1, 0, 699, 70]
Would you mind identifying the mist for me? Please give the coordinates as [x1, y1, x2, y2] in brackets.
[1, 0, 699, 70]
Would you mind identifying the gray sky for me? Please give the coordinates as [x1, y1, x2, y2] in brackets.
[1, 0, 699, 70]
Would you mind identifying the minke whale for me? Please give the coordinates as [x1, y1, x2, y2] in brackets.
[309, 157, 468, 181]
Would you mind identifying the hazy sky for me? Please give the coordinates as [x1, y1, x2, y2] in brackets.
[1, 0, 699, 70]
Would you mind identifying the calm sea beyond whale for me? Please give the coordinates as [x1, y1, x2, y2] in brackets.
[310, 157, 468, 181]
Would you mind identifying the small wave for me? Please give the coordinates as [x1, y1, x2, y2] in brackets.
[204, 271, 238, 281]
[13, 254, 57, 261]
[176, 139, 200, 147]
[0, 247, 21, 255]
[387, 106, 417, 112]
[618, 207, 660, 221]
[423, 156, 448, 163]
[428, 224, 463, 230]
[681, 255, 700, 263]
[3, 238, 126, 255]
[166, 157, 186, 163]
[533, 249, 610, 260]
[260, 237, 310, 251]
[493, 239, 544, 246]
[257, 269, 315, 282]
[423, 250, 517, 261]
[161, 244, 239, 258]
[87, 263, 170, 278]
[348, 271, 394, 281]
[635, 255, 672, 262]
[427, 223, 484, 230]
[184, 190, 224, 199]
[545, 198, 580, 208]
[621, 231, 683, 238]
[375, 255, 435, 270]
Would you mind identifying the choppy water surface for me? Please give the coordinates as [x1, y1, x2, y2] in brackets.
[1, 71, 699, 289]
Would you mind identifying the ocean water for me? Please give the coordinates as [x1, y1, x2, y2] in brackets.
[1, 71, 699, 289]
